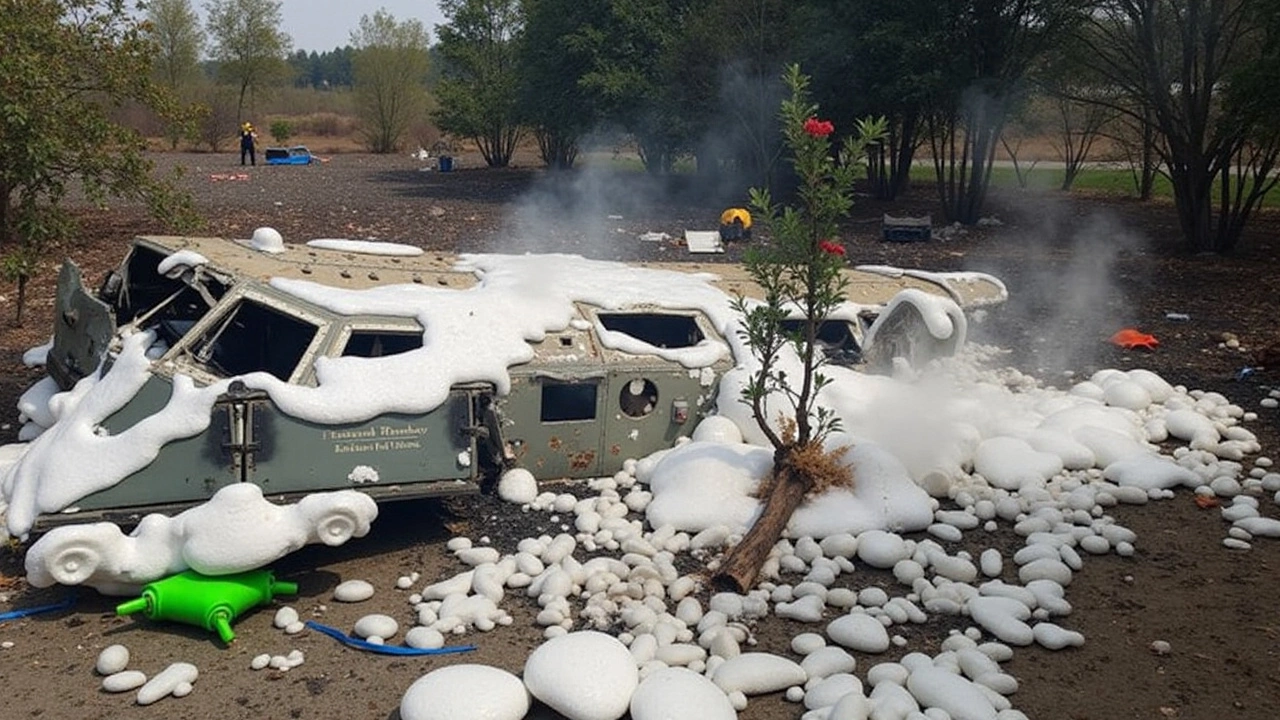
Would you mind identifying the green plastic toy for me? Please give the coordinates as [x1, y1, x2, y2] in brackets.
[116, 569, 297, 644]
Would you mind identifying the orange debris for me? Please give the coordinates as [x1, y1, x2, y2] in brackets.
[1110, 328, 1159, 351]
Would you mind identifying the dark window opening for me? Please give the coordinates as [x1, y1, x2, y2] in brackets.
[190, 299, 317, 381]
[619, 377, 659, 418]
[342, 330, 423, 358]
[540, 381, 598, 422]
[598, 313, 704, 349]
[112, 246, 228, 346]
[779, 319, 863, 366]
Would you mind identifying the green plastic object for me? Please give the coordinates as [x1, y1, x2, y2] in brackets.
[116, 569, 297, 644]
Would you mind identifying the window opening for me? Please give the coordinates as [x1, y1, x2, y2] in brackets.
[113, 246, 227, 347]
[540, 381, 598, 422]
[779, 319, 863, 366]
[342, 331, 423, 358]
[598, 313, 704, 349]
[619, 377, 659, 418]
[189, 299, 317, 381]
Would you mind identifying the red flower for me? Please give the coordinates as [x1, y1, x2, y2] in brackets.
[819, 240, 846, 256]
[803, 117, 834, 138]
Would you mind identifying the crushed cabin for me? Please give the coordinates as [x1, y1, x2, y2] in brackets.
[27, 234, 1005, 527]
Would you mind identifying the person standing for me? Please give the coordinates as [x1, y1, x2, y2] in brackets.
[240, 122, 258, 166]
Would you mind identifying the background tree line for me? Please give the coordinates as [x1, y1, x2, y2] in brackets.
[3, 0, 1279, 291]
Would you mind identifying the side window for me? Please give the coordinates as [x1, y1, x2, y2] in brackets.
[779, 319, 862, 366]
[114, 246, 227, 345]
[598, 313, 704, 349]
[190, 299, 318, 381]
[342, 330, 423, 358]
[540, 381, 598, 422]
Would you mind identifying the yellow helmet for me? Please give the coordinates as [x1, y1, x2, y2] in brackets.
[720, 207, 752, 230]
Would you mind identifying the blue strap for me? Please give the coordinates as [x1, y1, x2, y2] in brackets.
[0, 594, 76, 623]
[305, 620, 476, 656]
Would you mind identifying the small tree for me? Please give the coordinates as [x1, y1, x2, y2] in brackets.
[433, 0, 524, 167]
[1, 0, 198, 323]
[351, 10, 430, 154]
[146, 0, 205, 149]
[205, 0, 291, 121]
[714, 65, 885, 593]
[269, 119, 292, 144]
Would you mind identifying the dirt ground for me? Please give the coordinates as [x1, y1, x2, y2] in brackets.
[1, 151, 1279, 720]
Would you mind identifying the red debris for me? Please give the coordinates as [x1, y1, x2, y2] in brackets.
[1110, 328, 1159, 351]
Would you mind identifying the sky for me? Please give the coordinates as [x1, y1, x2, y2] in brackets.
[276, 0, 446, 52]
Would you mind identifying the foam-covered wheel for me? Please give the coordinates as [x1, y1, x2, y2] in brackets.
[314, 508, 360, 546]
[46, 543, 103, 586]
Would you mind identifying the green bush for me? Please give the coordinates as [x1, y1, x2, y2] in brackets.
[270, 120, 293, 144]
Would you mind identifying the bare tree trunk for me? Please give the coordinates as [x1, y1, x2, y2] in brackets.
[713, 453, 813, 594]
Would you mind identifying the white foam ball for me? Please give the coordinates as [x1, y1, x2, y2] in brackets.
[712, 653, 807, 695]
[691, 416, 743, 444]
[400, 664, 529, 720]
[498, 468, 538, 504]
[102, 670, 147, 693]
[827, 612, 890, 653]
[354, 614, 399, 640]
[334, 579, 375, 602]
[96, 644, 130, 675]
[524, 631, 637, 720]
[630, 667, 736, 720]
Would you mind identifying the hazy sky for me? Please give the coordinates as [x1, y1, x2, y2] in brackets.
[192, 1, 447, 53]
[281, 0, 446, 51]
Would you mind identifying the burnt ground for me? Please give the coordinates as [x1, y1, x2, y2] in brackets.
[1, 151, 1279, 720]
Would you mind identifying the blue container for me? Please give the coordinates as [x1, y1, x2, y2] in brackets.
[439, 156, 453, 172]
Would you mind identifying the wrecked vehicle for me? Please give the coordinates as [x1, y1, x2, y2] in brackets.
[1, 232, 1005, 536]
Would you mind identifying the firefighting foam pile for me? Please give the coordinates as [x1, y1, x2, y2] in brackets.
[389, 350, 1277, 719]
[4, 250, 1280, 719]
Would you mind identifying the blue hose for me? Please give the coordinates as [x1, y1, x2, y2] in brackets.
[0, 594, 76, 623]
[305, 620, 476, 656]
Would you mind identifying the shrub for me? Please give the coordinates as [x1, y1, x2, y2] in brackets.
[269, 120, 292, 143]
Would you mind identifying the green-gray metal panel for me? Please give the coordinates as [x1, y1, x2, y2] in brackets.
[73, 375, 238, 510]
[48, 261, 115, 390]
[248, 392, 477, 495]
[600, 369, 718, 472]
[502, 375, 606, 480]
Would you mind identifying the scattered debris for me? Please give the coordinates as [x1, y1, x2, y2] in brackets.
[684, 230, 724, 254]
[932, 221, 968, 242]
[638, 232, 670, 243]
[1110, 328, 1159, 351]
[209, 173, 250, 182]
[1165, 312, 1191, 321]
[882, 214, 933, 242]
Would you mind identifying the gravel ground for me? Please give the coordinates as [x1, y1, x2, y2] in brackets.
[1, 150, 1278, 720]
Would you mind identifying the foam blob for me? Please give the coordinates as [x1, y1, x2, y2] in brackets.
[630, 667, 736, 720]
[711, 653, 807, 695]
[498, 468, 538, 504]
[400, 664, 529, 720]
[523, 631, 637, 720]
